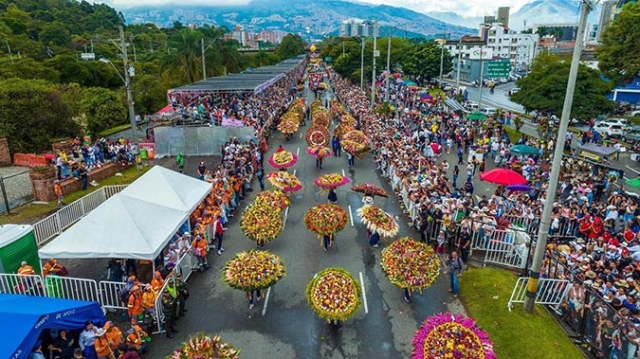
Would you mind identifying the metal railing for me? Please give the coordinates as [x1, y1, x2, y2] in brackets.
[33, 185, 128, 247]
[507, 277, 571, 311]
[483, 240, 529, 270]
[0, 274, 47, 297]
[98, 280, 127, 310]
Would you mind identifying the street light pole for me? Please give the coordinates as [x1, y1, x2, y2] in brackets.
[370, 19, 378, 109]
[201, 38, 207, 81]
[384, 29, 392, 103]
[478, 48, 485, 110]
[455, 39, 462, 90]
[360, 38, 365, 90]
[119, 25, 138, 142]
[439, 37, 446, 81]
[523, 0, 594, 312]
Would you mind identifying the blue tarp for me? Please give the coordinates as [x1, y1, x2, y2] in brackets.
[0, 294, 105, 359]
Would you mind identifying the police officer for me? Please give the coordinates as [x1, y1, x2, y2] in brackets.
[161, 280, 178, 339]
[175, 272, 189, 317]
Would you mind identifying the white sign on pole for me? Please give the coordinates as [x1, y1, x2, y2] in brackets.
[469, 47, 493, 60]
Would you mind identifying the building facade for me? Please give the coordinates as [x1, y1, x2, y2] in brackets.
[597, 0, 637, 42]
[339, 18, 375, 37]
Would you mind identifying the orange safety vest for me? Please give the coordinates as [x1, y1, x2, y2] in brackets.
[141, 291, 156, 309]
[150, 278, 164, 291]
[126, 329, 148, 350]
[127, 292, 144, 316]
[105, 326, 123, 350]
[94, 336, 112, 358]
[54, 183, 62, 196]
[17, 265, 35, 276]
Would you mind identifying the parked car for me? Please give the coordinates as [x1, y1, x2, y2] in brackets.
[508, 88, 520, 96]
[597, 118, 630, 128]
[441, 83, 452, 91]
[622, 126, 640, 143]
[465, 101, 479, 111]
[593, 122, 624, 137]
[481, 107, 498, 116]
[632, 110, 640, 117]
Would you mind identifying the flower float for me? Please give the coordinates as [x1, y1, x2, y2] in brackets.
[314, 173, 350, 190]
[381, 237, 441, 291]
[356, 205, 399, 238]
[266, 171, 303, 192]
[351, 183, 389, 198]
[167, 333, 240, 359]
[306, 267, 361, 322]
[412, 313, 496, 359]
[305, 125, 331, 147]
[255, 190, 290, 211]
[304, 204, 349, 236]
[268, 150, 298, 169]
[240, 203, 283, 243]
[223, 250, 286, 291]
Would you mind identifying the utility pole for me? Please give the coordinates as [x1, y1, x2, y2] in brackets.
[439, 35, 446, 81]
[455, 39, 462, 90]
[360, 38, 365, 90]
[384, 29, 392, 103]
[523, 0, 594, 312]
[201, 38, 207, 81]
[478, 48, 485, 110]
[119, 25, 138, 142]
[370, 19, 378, 109]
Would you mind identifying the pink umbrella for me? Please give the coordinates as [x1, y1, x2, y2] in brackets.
[480, 168, 528, 186]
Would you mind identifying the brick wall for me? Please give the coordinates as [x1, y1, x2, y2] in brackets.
[58, 163, 129, 194]
[30, 170, 56, 202]
[0, 138, 10, 166]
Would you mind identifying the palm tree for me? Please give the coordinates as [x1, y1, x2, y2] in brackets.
[162, 28, 203, 84]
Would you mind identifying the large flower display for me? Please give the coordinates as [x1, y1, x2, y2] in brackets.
[356, 205, 399, 238]
[240, 203, 283, 243]
[266, 171, 303, 192]
[223, 250, 286, 291]
[305, 125, 331, 147]
[311, 101, 330, 128]
[412, 313, 496, 359]
[381, 237, 441, 291]
[255, 190, 290, 211]
[304, 204, 349, 236]
[314, 173, 350, 190]
[306, 267, 361, 322]
[167, 333, 240, 359]
[268, 150, 297, 168]
[341, 130, 370, 158]
[351, 183, 389, 198]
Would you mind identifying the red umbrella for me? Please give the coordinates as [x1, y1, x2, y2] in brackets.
[479, 168, 528, 186]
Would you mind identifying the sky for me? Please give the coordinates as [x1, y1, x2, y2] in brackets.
[98, 0, 531, 17]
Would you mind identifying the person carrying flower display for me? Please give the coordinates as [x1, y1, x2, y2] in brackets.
[327, 189, 337, 204]
[246, 289, 262, 310]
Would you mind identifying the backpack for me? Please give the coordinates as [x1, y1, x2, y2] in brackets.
[119, 287, 131, 304]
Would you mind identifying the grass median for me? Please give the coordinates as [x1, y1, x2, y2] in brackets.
[460, 267, 583, 359]
[0, 165, 151, 226]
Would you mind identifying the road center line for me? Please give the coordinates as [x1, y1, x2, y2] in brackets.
[283, 207, 290, 229]
[359, 272, 368, 314]
[296, 147, 300, 156]
[293, 169, 297, 176]
[342, 168, 346, 177]
[348, 205, 354, 227]
[262, 287, 271, 316]
[299, 133, 303, 139]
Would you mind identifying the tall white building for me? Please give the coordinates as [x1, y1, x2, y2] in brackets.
[339, 18, 375, 37]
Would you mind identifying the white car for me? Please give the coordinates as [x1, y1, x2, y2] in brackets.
[632, 110, 640, 117]
[508, 88, 520, 96]
[481, 107, 497, 116]
[593, 122, 624, 137]
[465, 101, 479, 111]
[597, 118, 630, 128]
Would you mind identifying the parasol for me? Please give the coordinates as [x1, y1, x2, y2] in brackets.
[304, 204, 349, 236]
[306, 146, 334, 158]
[314, 173, 350, 190]
[479, 168, 528, 186]
[466, 111, 488, 121]
[267, 171, 303, 192]
[380, 237, 441, 291]
[240, 203, 283, 243]
[351, 183, 389, 198]
[306, 267, 361, 322]
[625, 177, 640, 189]
[223, 250, 286, 291]
[510, 144, 540, 155]
[255, 190, 290, 211]
[405, 80, 417, 86]
[356, 205, 399, 238]
[506, 184, 531, 192]
[268, 150, 298, 168]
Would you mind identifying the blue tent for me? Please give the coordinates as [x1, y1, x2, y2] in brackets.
[0, 294, 105, 359]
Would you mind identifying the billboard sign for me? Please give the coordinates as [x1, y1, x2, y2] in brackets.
[469, 47, 493, 60]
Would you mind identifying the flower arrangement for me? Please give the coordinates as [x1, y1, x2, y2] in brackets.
[351, 183, 389, 198]
[167, 333, 240, 359]
[314, 173, 350, 190]
[334, 123, 355, 139]
[266, 171, 303, 192]
[306, 267, 361, 322]
[339, 140, 367, 157]
[277, 119, 300, 134]
[268, 150, 297, 168]
[312, 111, 330, 128]
[240, 203, 283, 243]
[255, 190, 290, 211]
[223, 250, 286, 291]
[342, 130, 368, 144]
[356, 205, 399, 238]
[412, 313, 496, 359]
[304, 204, 349, 236]
[374, 102, 396, 115]
[381, 237, 441, 290]
[305, 125, 330, 147]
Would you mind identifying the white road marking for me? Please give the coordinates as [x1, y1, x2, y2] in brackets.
[342, 168, 346, 177]
[626, 165, 640, 175]
[296, 147, 300, 156]
[299, 133, 303, 139]
[348, 205, 354, 226]
[359, 272, 369, 314]
[262, 287, 271, 316]
[293, 169, 297, 176]
[283, 207, 290, 229]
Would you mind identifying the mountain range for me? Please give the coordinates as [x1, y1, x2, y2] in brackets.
[426, 0, 602, 30]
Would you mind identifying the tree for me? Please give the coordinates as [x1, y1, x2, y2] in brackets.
[402, 42, 452, 80]
[596, 1, 640, 81]
[510, 53, 615, 119]
[39, 21, 71, 47]
[275, 34, 305, 61]
[162, 28, 203, 84]
[81, 87, 127, 136]
[133, 74, 167, 115]
[0, 78, 79, 153]
[45, 55, 90, 85]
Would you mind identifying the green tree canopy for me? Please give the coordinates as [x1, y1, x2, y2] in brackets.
[275, 34, 306, 61]
[510, 53, 615, 119]
[0, 78, 80, 152]
[596, 1, 640, 81]
[81, 87, 127, 136]
[402, 42, 452, 80]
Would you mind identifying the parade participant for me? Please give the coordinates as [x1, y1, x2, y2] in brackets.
[327, 189, 338, 204]
[93, 328, 111, 359]
[161, 282, 178, 338]
[246, 289, 262, 310]
[150, 271, 164, 291]
[141, 284, 157, 315]
[104, 321, 123, 357]
[79, 321, 98, 359]
[125, 324, 150, 353]
[127, 286, 144, 323]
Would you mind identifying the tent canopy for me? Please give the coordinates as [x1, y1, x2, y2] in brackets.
[579, 143, 619, 157]
[38, 166, 212, 260]
[0, 294, 105, 359]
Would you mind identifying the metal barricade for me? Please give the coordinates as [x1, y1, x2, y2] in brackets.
[483, 241, 528, 270]
[99, 280, 127, 310]
[56, 200, 85, 229]
[103, 185, 128, 198]
[0, 273, 47, 297]
[34, 215, 62, 247]
[80, 188, 107, 213]
[507, 277, 571, 310]
[49, 276, 100, 303]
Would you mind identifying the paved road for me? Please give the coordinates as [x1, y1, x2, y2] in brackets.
[145, 89, 466, 358]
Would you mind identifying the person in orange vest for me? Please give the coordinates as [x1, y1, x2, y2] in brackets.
[103, 321, 123, 357]
[191, 235, 210, 272]
[127, 286, 144, 322]
[93, 328, 113, 359]
[17, 261, 36, 276]
[150, 271, 164, 291]
[54, 180, 64, 206]
[141, 284, 157, 314]
[42, 258, 67, 277]
[125, 323, 149, 354]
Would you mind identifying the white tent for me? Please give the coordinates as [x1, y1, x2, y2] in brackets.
[119, 165, 212, 213]
[38, 166, 212, 260]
